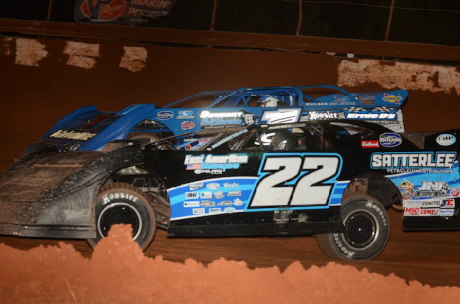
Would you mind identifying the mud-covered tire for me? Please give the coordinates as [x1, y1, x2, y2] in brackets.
[128, 132, 172, 150]
[316, 195, 390, 261]
[87, 182, 156, 251]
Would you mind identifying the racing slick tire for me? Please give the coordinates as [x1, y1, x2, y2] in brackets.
[315, 195, 390, 261]
[128, 132, 172, 150]
[87, 182, 156, 251]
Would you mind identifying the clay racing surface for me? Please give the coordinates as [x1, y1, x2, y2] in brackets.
[0, 224, 459, 304]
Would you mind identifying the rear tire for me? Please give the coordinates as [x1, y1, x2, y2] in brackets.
[316, 195, 390, 261]
[87, 182, 156, 251]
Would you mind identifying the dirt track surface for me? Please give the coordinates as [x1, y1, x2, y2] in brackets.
[0, 225, 459, 304]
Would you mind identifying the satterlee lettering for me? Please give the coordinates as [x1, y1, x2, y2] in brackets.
[371, 152, 456, 169]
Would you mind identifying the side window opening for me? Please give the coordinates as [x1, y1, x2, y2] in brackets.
[174, 134, 215, 151]
[301, 123, 330, 150]
[227, 130, 261, 151]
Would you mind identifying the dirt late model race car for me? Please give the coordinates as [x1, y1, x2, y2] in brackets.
[20, 85, 407, 159]
[1, 119, 459, 261]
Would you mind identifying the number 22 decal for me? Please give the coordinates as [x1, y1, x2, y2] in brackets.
[249, 154, 342, 208]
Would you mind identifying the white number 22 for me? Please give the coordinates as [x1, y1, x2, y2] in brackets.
[249, 155, 341, 208]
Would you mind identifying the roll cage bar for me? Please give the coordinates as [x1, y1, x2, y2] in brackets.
[163, 85, 358, 109]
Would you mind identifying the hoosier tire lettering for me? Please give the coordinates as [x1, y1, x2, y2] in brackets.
[87, 182, 156, 251]
[103, 193, 139, 204]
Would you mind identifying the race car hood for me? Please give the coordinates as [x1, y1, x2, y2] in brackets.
[22, 103, 159, 155]
[0, 145, 143, 233]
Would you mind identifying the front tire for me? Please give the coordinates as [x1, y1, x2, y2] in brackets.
[316, 195, 390, 261]
[87, 182, 156, 251]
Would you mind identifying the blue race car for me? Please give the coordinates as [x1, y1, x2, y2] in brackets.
[21, 85, 407, 157]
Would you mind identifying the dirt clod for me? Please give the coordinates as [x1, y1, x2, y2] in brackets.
[1, 224, 459, 303]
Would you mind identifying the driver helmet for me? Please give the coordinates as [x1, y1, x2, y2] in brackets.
[258, 96, 280, 107]
[271, 130, 299, 150]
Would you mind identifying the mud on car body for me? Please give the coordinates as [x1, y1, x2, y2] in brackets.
[0, 120, 458, 260]
[19, 85, 407, 159]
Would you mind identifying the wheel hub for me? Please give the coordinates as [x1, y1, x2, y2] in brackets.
[344, 211, 377, 248]
[98, 203, 142, 240]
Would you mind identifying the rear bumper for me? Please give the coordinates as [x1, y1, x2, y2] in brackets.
[0, 223, 96, 239]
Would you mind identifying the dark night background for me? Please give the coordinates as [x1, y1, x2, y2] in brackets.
[1, 0, 459, 46]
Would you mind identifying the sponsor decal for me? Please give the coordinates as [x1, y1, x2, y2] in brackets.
[403, 199, 455, 217]
[200, 110, 244, 119]
[193, 208, 205, 215]
[206, 183, 220, 190]
[211, 129, 249, 149]
[421, 200, 441, 208]
[260, 108, 302, 124]
[415, 181, 450, 199]
[399, 180, 414, 189]
[223, 182, 239, 188]
[227, 191, 242, 197]
[185, 192, 198, 199]
[75, 0, 176, 25]
[399, 180, 415, 200]
[217, 201, 232, 206]
[201, 200, 215, 207]
[361, 140, 379, 148]
[50, 129, 97, 141]
[208, 208, 222, 214]
[184, 201, 200, 207]
[311, 102, 355, 106]
[224, 207, 236, 213]
[184, 154, 249, 173]
[181, 121, 196, 130]
[189, 183, 204, 190]
[308, 111, 339, 120]
[156, 111, 174, 120]
[404, 207, 420, 216]
[420, 209, 438, 216]
[440, 199, 455, 208]
[233, 198, 243, 206]
[451, 188, 460, 197]
[379, 133, 402, 147]
[439, 209, 455, 216]
[200, 110, 254, 128]
[346, 113, 397, 120]
[383, 94, 402, 104]
[178, 110, 195, 119]
[200, 192, 212, 199]
[436, 134, 456, 146]
[401, 189, 415, 200]
[371, 152, 456, 169]
[214, 191, 225, 199]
